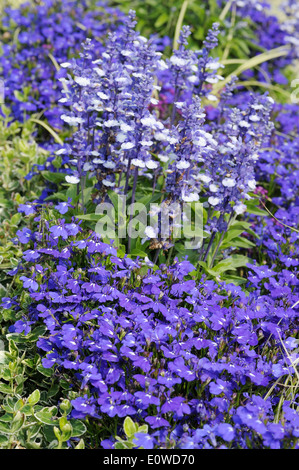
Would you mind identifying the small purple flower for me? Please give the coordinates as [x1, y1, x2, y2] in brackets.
[209, 379, 232, 396]
[65, 222, 80, 236]
[1, 297, 17, 309]
[145, 416, 170, 429]
[71, 396, 98, 418]
[49, 224, 68, 239]
[16, 227, 32, 244]
[116, 404, 136, 417]
[215, 423, 235, 442]
[18, 203, 36, 215]
[55, 199, 73, 214]
[101, 439, 114, 449]
[42, 352, 59, 369]
[20, 276, 39, 291]
[22, 249, 40, 262]
[134, 392, 160, 406]
[10, 319, 33, 336]
[82, 281, 101, 293]
[133, 433, 155, 449]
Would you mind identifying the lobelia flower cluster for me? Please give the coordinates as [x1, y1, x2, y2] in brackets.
[2, 199, 299, 449]
[0, 0, 125, 128]
[252, 100, 299, 271]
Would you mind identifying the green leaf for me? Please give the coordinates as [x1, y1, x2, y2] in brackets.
[42, 171, 67, 184]
[47, 383, 60, 398]
[212, 255, 250, 275]
[11, 411, 25, 433]
[229, 221, 259, 239]
[35, 406, 58, 425]
[45, 192, 68, 202]
[0, 413, 14, 422]
[214, 46, 291, 91]
[20, 404, 33, 416]
[222, 275, 247, 286]
[75, 439, 85, 449]
[1, 105, 12, 117]
[0, 435, 9, 445]
[123, 416, 138, 438]
[117, 248, 126, 258]
[52, 155, 62, 169]
[245, 200, 269, 216]
[237, 80, 291, 99]
[107, 189, 121, 215]
[130, 249, 148, 258]
[42, 425, 56, 443]
[66, 185, 78, 201]
[196, 260, 218, 277]
[28, 389, 40, 406]
[114, 441, 127, 449]
[222, 228, 248, 244]
[60, 379, 71, 390]
[137, 424, 149, 433]
[0, 383, 12, 394]
[16, 381, 25, 395]
[228, 236, 256, 249]
[37, 364, 54, 377]
[115, 439, 135, 449]
[69, 419, 87, 437]
[154, 12, 168, 28]
[75, 213, 102, 221]
[7, 326, 47, 345]
[1, 397, 16, 413]
[10, 213, 22, 226]
[29, 325, 48, 341]
[48, 439, 60, 449]
[14, 90, 26, 102]
[8, 340, 18, 356]
[14, 399, 24, 412]
[0, 422, 11, 435]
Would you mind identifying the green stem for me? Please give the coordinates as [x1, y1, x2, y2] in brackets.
[210, 213, 234, 267]
[127, 167, 138, 254]
[221, 3, 236, 62]
[202, 231, 216, 263]
[153, 248, 160, 265]
[219, 0, 233, 21]
[173, 0, 189, 50]
[166, 246, 174, 266]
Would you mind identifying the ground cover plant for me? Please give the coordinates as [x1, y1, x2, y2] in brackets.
[0, 0, 298, 450]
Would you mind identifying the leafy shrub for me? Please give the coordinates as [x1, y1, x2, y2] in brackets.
[0, 337, 86, 449]
[0, 107, 49, 296]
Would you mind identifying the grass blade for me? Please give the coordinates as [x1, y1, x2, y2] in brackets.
[30, 118, 63, 145]
[173, 0, 189, 50]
